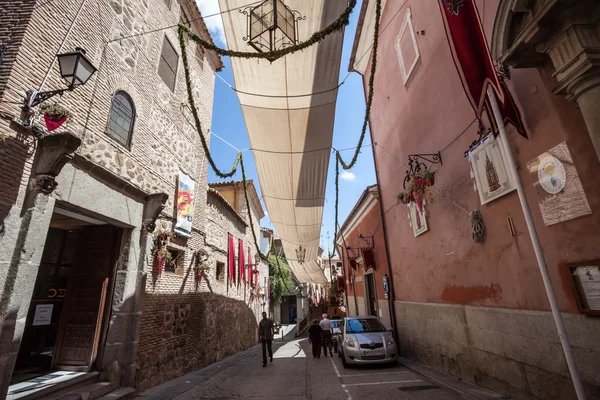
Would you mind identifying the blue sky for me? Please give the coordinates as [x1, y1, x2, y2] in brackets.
[197, 0, 375, 255]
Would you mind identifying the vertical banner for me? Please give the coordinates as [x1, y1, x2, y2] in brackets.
[438, 0, 527, 138]
[175, 171, 196, 237]
[238, 239, 245, 285]
[248, 247, 252, 285]
[228, 233, 235, 286]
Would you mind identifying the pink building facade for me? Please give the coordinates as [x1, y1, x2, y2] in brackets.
[351, 1, 600, 398]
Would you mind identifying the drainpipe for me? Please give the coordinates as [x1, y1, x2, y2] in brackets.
[368, 119, 399, 342]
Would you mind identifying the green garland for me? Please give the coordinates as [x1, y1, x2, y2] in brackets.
[179, 27, 241, 179]
[240, 155, 263, 256]
[178, 0, 357, 61]
[333, 155, 340, 250]
[333, 0, 382, 251]
[178, 0, 383, 262]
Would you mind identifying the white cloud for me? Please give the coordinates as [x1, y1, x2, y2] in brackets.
[196, 0, 227, 48]
[340, 171, 356, 181]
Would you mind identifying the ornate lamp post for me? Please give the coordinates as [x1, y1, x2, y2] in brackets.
[24, 48, 97, 110]
[240, 0, 305, 62]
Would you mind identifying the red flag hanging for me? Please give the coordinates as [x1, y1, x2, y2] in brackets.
[439, 0, 527, 138]
[228, 233, 235, 286]
[238, 239, 245, 286]
[248, 247, 252, 285]
[337, 276, 345, 292]
[361, 248, 375, 270]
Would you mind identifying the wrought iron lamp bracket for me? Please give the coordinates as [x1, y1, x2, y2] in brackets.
[358, 233, 374, 249]
[464, 120, 491, 157]
[403, 152, 443, 189]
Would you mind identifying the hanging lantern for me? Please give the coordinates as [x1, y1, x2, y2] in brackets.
[240, 0, 304, 62]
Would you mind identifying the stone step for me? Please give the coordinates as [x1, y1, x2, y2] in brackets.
[13, 372, 100, 400]
[96, 387, 135, 400]
[56, 381, 118, 400]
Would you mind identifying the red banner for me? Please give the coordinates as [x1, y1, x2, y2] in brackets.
[248, 247, 252, 284]
[228, 233, 235, 286]
[361, 248, 375, 270]
[439, 0, 527, 138]
[238, 239, 245, 286]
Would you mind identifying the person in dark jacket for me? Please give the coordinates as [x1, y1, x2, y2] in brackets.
[308, 319, 323, 358]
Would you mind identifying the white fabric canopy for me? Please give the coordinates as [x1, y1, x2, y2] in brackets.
[219, 0, 345, 285]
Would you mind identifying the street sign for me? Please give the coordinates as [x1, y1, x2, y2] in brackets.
[382, 275, 389, 293]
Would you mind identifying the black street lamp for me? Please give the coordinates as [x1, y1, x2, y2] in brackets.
[240, 0, 304, 62]
[24, 48, 97, 111]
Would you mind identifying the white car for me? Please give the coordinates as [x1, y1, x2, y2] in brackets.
[338, 316, 397, 367]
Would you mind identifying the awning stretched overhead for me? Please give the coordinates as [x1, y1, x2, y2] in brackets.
[219, 0, 345, 285]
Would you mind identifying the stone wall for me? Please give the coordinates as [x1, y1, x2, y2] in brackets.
[136, 292, 258, 392]
[395, 301, 600, 399]
[136, 188, 268, 391]
[0, 0, 222, 395]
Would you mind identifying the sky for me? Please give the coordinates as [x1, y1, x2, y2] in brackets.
[196, 0, 376, 255]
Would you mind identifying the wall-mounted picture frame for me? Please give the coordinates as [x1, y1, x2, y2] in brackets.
[407, 201, 428, 237]
[565, 259, 600, 317]
[468, 136, 515, 205]
[394, 7, 420, 85]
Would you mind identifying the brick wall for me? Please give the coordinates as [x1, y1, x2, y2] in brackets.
[136, 188, 268, 391]
[0, 0, 271, 392]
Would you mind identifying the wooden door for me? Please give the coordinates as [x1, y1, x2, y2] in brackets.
[53, 225, 118, 370]
[365, 274, 377, 317]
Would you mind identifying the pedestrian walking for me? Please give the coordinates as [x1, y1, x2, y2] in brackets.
[259, 311, 274, 367]
[308, 319, 323, 358]
[319, 313, 333, 357]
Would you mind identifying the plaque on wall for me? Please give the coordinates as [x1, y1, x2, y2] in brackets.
[526, 142, 591, 226]
[407, 201, 428, 237]
[566, 260, 600, 316]
[468, 136, 516, 205]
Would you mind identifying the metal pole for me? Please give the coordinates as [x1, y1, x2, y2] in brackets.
[486, 86, 587, 400]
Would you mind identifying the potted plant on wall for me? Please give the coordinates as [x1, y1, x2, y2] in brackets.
[152, 227, 173, 276]
[39, 102, 73, 131]
[193, 248, 209, 282]
[397, 169, 437, 213]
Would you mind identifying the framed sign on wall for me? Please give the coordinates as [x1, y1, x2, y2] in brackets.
[566, 259, 600, 317]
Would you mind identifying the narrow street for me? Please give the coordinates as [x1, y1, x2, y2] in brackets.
[135, 338, 504, 400]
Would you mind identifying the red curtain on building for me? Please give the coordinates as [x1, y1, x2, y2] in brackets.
[248, 247, 252, 285]
[228, 233, 235, 286]
[238, 239, 245, 285]
[361, 248, 375, 270]
[439, 0, 526, 138]
[337, 276, 345, 292]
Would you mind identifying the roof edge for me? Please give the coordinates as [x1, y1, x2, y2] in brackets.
[348, 0, 371, 73]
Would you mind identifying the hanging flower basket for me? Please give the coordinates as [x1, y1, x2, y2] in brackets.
[151, 227, 173, 276]
[39, 103, 73, 132]
[398, 169, 437, 213]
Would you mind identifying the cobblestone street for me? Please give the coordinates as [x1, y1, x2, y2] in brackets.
[135, 338, 504, 400]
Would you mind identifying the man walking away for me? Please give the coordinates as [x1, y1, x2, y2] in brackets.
[319, 313, 333, 357]
[259, 311, 274, 367]
[308, 319, 323, 358]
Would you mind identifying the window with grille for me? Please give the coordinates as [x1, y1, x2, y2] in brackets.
[105, 91, 135, 148]
[158, 36, 179, 91]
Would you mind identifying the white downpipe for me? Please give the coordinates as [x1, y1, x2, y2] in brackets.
[486, 85, 587, 400]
